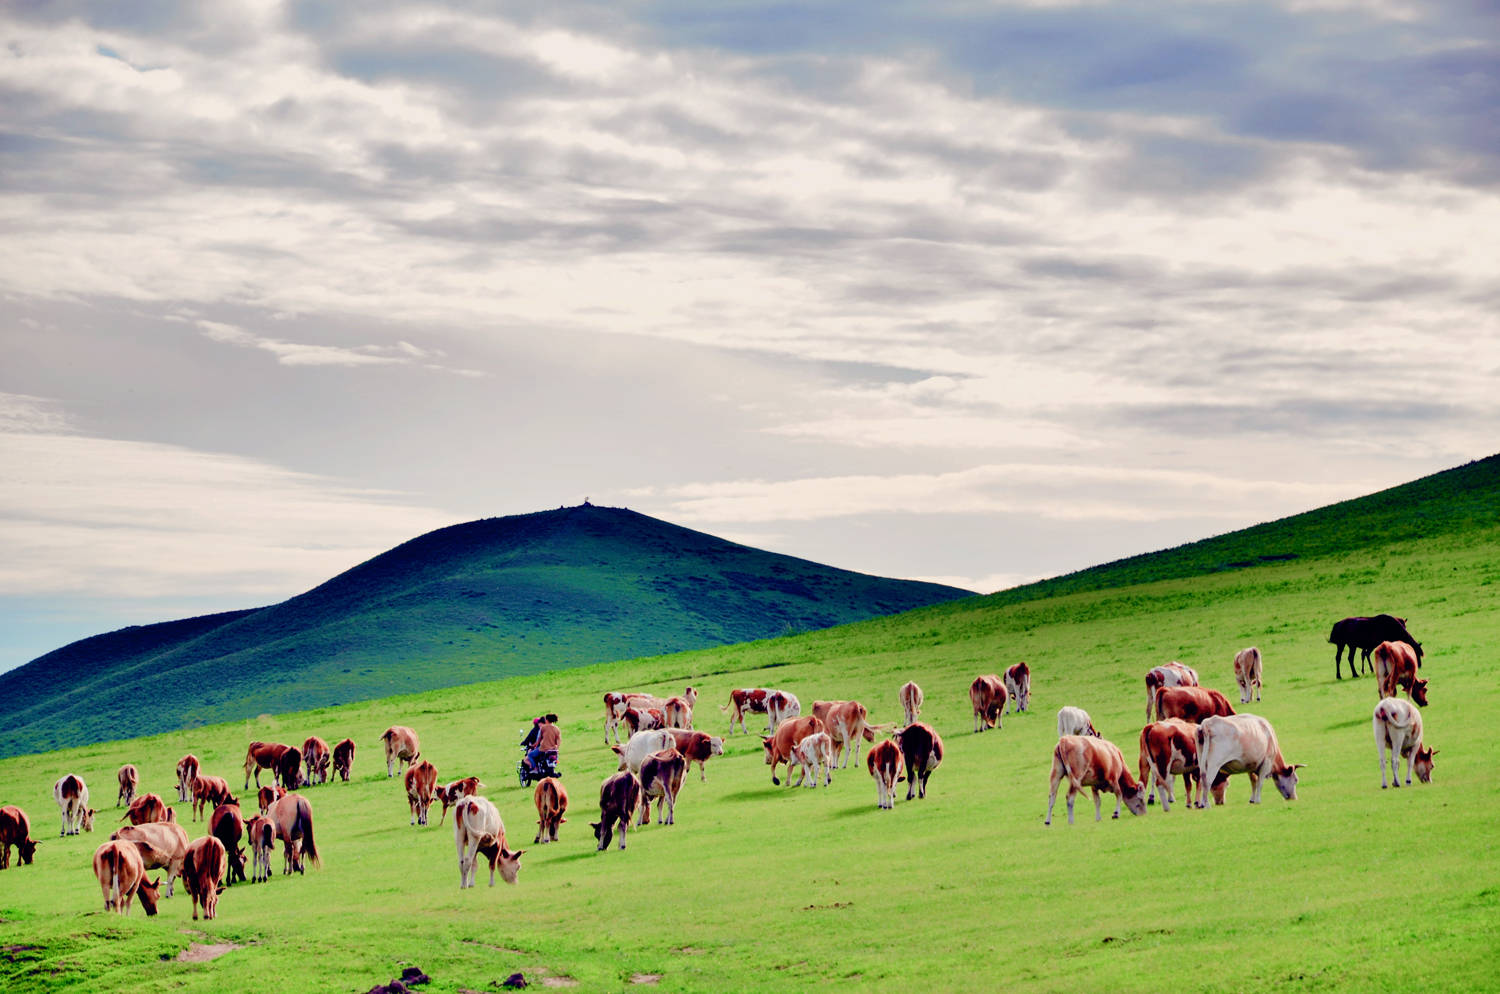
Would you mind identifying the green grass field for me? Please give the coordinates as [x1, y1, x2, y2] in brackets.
[3, 512, 1499, 991]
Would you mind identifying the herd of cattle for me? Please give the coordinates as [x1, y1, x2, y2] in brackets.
[0, 613, 1439, 920]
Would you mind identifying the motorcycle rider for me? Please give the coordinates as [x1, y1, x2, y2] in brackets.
[521, 713, 561, 780]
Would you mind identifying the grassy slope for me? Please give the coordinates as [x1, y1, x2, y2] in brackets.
[0, 505, 971, 758]
[1, 464, 1497, 991]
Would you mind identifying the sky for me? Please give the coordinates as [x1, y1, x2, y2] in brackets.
[2, 0, 1497, 673]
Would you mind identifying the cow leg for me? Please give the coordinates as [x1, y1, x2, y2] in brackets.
[1247, 771, 1263, 804]
[1389, 728, 1407, 788]
[1093, 788, 1106, 821]
[1335, 643, 1344, 680]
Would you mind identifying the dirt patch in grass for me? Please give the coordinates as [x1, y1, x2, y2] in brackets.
[176, 942, 240, 963]
[541, 978, 579, 988]
[629, 974, 661, 985]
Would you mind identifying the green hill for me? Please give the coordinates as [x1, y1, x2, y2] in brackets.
[0, 504, 972, 758]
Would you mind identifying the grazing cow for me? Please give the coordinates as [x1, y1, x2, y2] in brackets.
[453, 795, 523, 888]
[761, 715, 826, 786]
[182, 836, 227, 920]
[622, 706, 666, 737]
[1155, 686, 1236, 724]
[209, 802, 247, 885]
[664, 728, 725, 782]
[405, 760, 439, 827]
[275, 746, 304, 791]
[766, 690, 801, 730]
[533, 777, 568, 844]
[1330, 614, 1422, 679]
[110, 820, 189, 897]
[436, 777, 483, 826]
[593, 771, 643, 851]
[811, 700, 873, 768]
[257, 785, 285, 815]
[0, 806, 38, 868]
[116, 765, 138, 808]
[176, 754, 200, 803]
[243, 741, 291, 790]
[1045, 735, 1148, 825]
[302, 736, 331, 786]
[1056, 706, 1099, 738]
[1233, 647, 1263, 704]
[92, 840, 160, 916]
[724, 688, 774, 734]
[267, 793, 320, 874]
[1195, 714, 1301, 807]
[663, 695, 694, 730]
[898, 681, 923, 726]
[789, 731, 834, 788]
[1374, 640, 1429, 706]
[1144, 662, 1199, 720]
[1137, 719, 1217, 811]
[381, 726, 421, 778]
[637, 749, 688, 825]
[244, 814, 275, 883]
[970, 675, 1007, 732]
[332, 738, 356, 782]
[122, 793, 173, 826]
[1005, 662, 1031, 714]
[866, 739, 904, 809]
[894, 722, 943, 800]
[613, 728, 681, 775]
[1374, 697, 1435, 789]
[191, 775, 236, 822]
[53, 775, 94, 836]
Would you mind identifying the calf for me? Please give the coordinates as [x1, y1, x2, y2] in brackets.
[182, 836, 227, 920]
[1144, 662, 1199, 721]
[970, 675, 1007, 731]
[1374, 697, 1435, 789]
[898, 681, 923, 726]
[593, 771, 642, 851]
[453, 795, 523, 888]
[766, 690, 801, 730]
[122, 793, 173, 826]
[533, 777, 568, 844]
[302, 735, 331, 786]
[243, 741, 290, 790]
[1374, 640, 1428, 706]
[191, 775, 235, 822]
[381, 725, 421, 778]
[116, 764, 138, 808]
[92, 840, 161, 916]
[1137, 719, 1214, 811]
[1233, 647, 1263, 704]
[665, 728, 724, 781]
[1154, 685, 1236, 724]
[176, 754, 200, 803]
[1045, 735, 1148, 825]
[53, 774, 95, 836]
[332, 737, 356, 781]
[436, 777, 484, 826]
[1195, 713, 1301, 808]
[1005, 662, 1031, 714]
[638, 749, 687, 825]
[0, 806, 37, 868]
[110, 820, 189, 897]
[244, 814, 275, 883]
[257, 784, 285, 814]
[761, 715, 826, 786]
[210, 802, 247, 885]
[894, 721, 943, 801]
[1056, 706, 1099, 738]
[789, 731, 834, 788]
[405, 760, 439, 827]
[811, 699, 873, 768]
[268, 792, 320, 874]
[866, 739, 904, 809]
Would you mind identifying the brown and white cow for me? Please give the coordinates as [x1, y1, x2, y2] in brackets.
[766, 690, 801, 730]
[664, 728, 725, 781]
[381, 726, 421, 778]
[209, 802, 247, 885]
[0, 806, 38, 868]
[1144, 662, 1199, 721]
[404, 760, 439, 827]
[257, 784, 285, 815]
[761, 715, 826, 786]
[1233, 647, 1263, 704]
[243, 741, 290, 790]
[116, 764, 138, 809]
[894, 722, 943, 800]
[663, 695, 694, 730]
[191, 775, 236, 822]
[453, 795, 523, 888]
[593, 771, 642, 851]
[604, 687, 696, 743]
[244, 814, 274, 883]
[1154, 685, 1236, 724]
[267, 792, 320, 874]
[724, 688, 773, 734]
[866, 739, 904, 809]
[1374, 697, 1435, 789]
[176, 754, 200, 803]
[638, 749, 687, 825]
[788, 731, 834, 788]
[53, 774, 94, 836]
[1056, 706, 1099, 738]
[622, 706, 666, 737]
[435, 777, 483, 826]
[533, 777, 568, 844]
[332, 738, 356, 782]
[110, 820, 189, 897]
[92, 840, 160, 916]
[970, 675, 1007, 732]
[1374, 640, 1428, 706]
[898, 681, 923, 726]
[182, 835, 227, 920]
[1045, 735, 1148, 825]
[811, 700, 873, 768]
[121, 793, 173, 826]
[1005, 662, 1031, 714]
[1195, 714, 1301, 807]
[1137, 718, 1214, 812]
[302, 736, 331, 786]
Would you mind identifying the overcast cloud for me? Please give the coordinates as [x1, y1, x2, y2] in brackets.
[2, 0, 1496, 670]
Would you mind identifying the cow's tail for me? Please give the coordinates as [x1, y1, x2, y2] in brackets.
[299, 801, 321, 869]
[105, 847, 123, 907]
[1152, 685, 1166, 722]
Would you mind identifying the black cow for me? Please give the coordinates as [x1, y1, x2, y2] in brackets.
[1329, 615, 1422, 680]
[591, 771, 641, 851]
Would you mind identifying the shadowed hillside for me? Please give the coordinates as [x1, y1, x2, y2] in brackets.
[0, 504, 972, 757]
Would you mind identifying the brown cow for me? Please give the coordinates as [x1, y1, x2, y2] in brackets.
[332, 738, 356, 782]
[176, 754, 200, 803]
[895, 722, 944, 801]
[244, 814, 274, 883]
[243, 741, 290, 790]
[622, 706, 666, 737]
[1154, 686, 1236, 724]
[122, 793, 174, 826]
[811, 700, 874, 768]
[268, 793, 320, 874]
[257, 784, 285, 815]
[436, 777, 483, 826]
[533, 777, 568, 844]
[381, 726, 421, 778]
[1045, 735, 1148, 825]
[210, 802, 247, 885]
[53, 774, 94, 836]
[1137, 719, 1213, 811]
[1233, 647, 1263, 704]
[0, 806, 38, 868]
[405, 760, 439, 827]
[92, 840, 161, 915]
[761, 715, 826, 786]
[1144, 662, 1199, 721]
[116, 764, 138, 808]
[1374, 640, 1428, 706]
[191, 775, 236, 822]
[664, 728, 725, 782]
[898, 681, 923, 726]
[110, 820, 189, 897]
[637, 749, 687, 826]
[302, 736, 331, 786]
[866, 739, 904, 809]
[275, 746, 304, 791]
[183, 836, 227, 920]
[592, 771, 642, 851]
[1005, 662, 1031, 714]
[970, 675, 1007, 732]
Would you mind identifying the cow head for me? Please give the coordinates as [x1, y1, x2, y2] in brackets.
[17, 837, 37, 864]
[708, 737, 724, 757]
[1086, 722, 1100, 738]
[591, 821, 609, 851]
[1121, 781, 1148, 817]
[81, 808, 96, 833]
[137, 876, 162, 916]
[1410, 679, 1430, 707]
[761, 737, 775, 764]
[1272, 764, 1303, 801]
[1414, 747, 1436, 783]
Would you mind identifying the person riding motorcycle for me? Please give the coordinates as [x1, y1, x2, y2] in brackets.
[520, 713, 561, 781]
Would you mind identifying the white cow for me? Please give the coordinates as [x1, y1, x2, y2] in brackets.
[453, 795, 522, 888]
[1374, 697, 1434, 789]
[1056, 706, 1098, 738]
[767, 690, 801, 729]
[789, 731, 834, 788]
[1234, 647, 1263, 704]
[1195, 714, 1301, 807]
[53, 775, 95, 837]
[613, 729, 680, 775]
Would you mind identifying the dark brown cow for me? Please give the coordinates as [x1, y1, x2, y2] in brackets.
[435, 776, 482, 826]
[191, 775, 236, 822]
[183, 836, 227, 920]
[332, 738, 356, 782]
[209, 802, 247, 885]
[268, 793, 320, 874]
[176, 754, 200, 803]
[0, 806, 37, 868]
[592, 771, 642, 851]
[637, 749, 687, 827]
[1330, 615, 1422, 679]
[404, 760, 439, 827]
[257, 784, 285, 815]
[970, 675, 1007, 732]
[302, 736, 331, 786]
[381, 726, 421, 778]
[116, 764, 138, 808]
[664, 728, 725, 781]
[866, 738, 904, 809]
[243, 741, 291, 790]
[244, 814, 274, 883]
[275, 746, 304, 791]
[1154, 686, 1237, 724]
[92, 840, 160, 915]
[895, 722, 944, 800]
[533, 777, 568, 844]
[1045, 735, 1148, 825]
[761, 715, 826, 786]
[1374, 640, 1428, 706]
